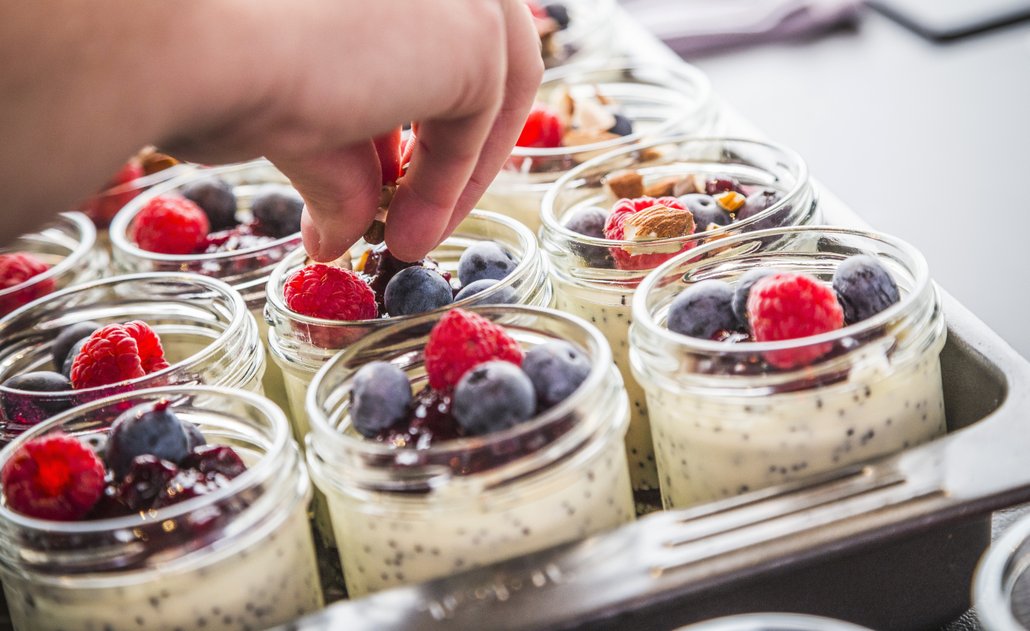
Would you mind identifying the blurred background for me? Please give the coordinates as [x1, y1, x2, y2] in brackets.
[621, 0, 1030, 359]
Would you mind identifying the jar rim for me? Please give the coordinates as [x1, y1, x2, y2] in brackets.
[973, 508, 1030, 631]
[109, 159, 302, 263]
[0, 212, 97, 300]
[306, 305, 613, 463]
[0, 272, 251, 398]
[632, 226, 932, 364]
[510, 62, 713, 159]
[539, 136, 811, 254]
[264, 209, 542, 329]
[0, 385, 289, 534]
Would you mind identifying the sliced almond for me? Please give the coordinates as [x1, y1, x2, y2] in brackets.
[621, 204, 695, 254]
[572, 97, 616, 135]
[604, 169, 644, 200]
[673, 174, 706, 196]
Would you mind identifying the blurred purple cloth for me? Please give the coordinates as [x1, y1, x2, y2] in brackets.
[620, 0, 863, 55]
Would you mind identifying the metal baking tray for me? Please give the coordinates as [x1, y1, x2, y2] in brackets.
[279, 14, 1030, 631]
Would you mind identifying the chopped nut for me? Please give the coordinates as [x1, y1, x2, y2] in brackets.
[637, 147, 662, 163]
[572, 97, 616, 135]
[593, 86, 613, 107]
[137, 146, 179, 175]
[644, 177, 679, 198]
[565, 129, 621, 163]
[715, 191, 746, 212]
[621, 204, 694, 254]
[673, 174, 706, 196]
[604, 169, 644, 199]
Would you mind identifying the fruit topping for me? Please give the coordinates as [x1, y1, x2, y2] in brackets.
[182, 444, 247, 480]
[705, 176, 742, 196]
[152, 468, 222, 509]
[747, 273, 844, 369]
[350, 362, 413, 438]
[199, 224, 276, 253]
[383, 267, 453, 316]
[0, 252, 54, 315]
[732, 269, 775, 330]
[117, 455, 179, 512]
[678, 193, 731, 232]
[284, 264, 378, 321]
[735, 189, 785, 228]
[130, 195, 210, 255]
[667, 280, 739, 340]
[424, 309, 523, 390]
[454, 279, 516, 304]
[833, 255, 901, 324]
[105, 400, 192, 478]
[564, 206, 614, 268]
[604, 196, 694, 270]
[521, 341, 591, 410]
[51, 321, 101, 370]
[182, 177, 238, 231]
[1, 432, 105, 520]
[61, 339, 88, 378]
[250, 186, 304, 238]
[517, 103, 564, 148]
[457, 242, 518, 285]
[608, 112, 633, 136]
[453, 361, 536, 435]
[69, 321, 170, 390]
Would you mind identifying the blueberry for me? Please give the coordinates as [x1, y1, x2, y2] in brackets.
[544, 2, 570, 29]
[105, 400, 192, 478]
[608, 113, 633, 137]
[251, 187, 303, 238]
[678, 194, 730, 232]
[184, 422, 207, 451]
[565, 207, 614, 268]
[51, 321, 100, 370]
[61, 338, 88, 378]
[182, 177, 237, 231]
[833, 255, 900, 324]
[736, 189, 785, 231]
[350, 361, 412, 438]
[667, 280, 738, 339]
[117, 455, 179, 511]
[457, 242, 517, 285]
[1, 371, 73, 418]
[383, 267, 453, 316]
[522, 341, 591, 410]
[453, 361, 535, 435]
[732, 269, 775, 330]
[454, 279, 516, 304]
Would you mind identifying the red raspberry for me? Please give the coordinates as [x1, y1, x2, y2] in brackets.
[525, 0, 548, 19]
[79, 160, 145, 227]
[747, 273, 845, 369]
[424, 309, 523, 390]
[70, 321, 170, 389]
[1, 432, 105, 520]
[130, 195, 210, 255]
[604, 196, 695, 270]
[516, 103, 564, 148]
[400, 130, 417, 174]
[374, 127, 404, 186]
[284, 264, 378, 321]
[0, 252, 54, 316]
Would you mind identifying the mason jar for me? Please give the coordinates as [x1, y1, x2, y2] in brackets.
[306, 305, 634, 596]
[974, 510, 1030, 631]
[0, 385, 322, 631]
[631, 226, 946, 509]
[109, 160, 302, 414]
[478, 62, 718, 231]
[1, 212, 107, 318]
[265, 209, 552, 444]
[0, 272, 265, 442]
[540, 136, 818, 512]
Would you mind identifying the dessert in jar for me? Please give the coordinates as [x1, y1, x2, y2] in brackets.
[630, 226, 947, 508]
[0, 272, 265, 442]
[0, 212, 106, 318]
[109, 159, 303, 413]
[479, 62, 717, 231]
[524, 0, 617, 68]
[540, 136, 818, 513]
[265, 210, 552, 444]
[0, 385, 323, 631]
[305, 306, 634, 596]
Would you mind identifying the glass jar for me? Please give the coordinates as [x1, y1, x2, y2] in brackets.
[631, 226, 946, 509]
[540, 136, 817, 512]
[305, 305, 634, 596]
[1, 212, 107, 318]
[0, 272, 265, 442]
[109, 160, 303, 414]
[679, 614, 873, 631]
[478, 62, 718, 231]
[265, 210, 552, 444]
[0, 385, 323, 631]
